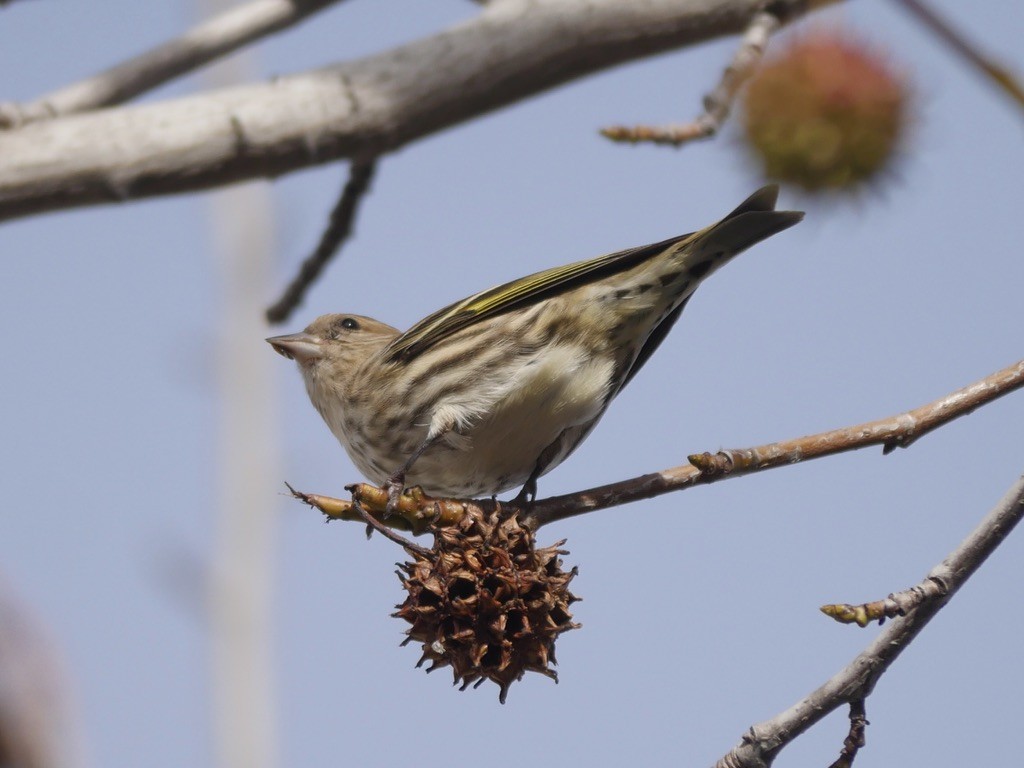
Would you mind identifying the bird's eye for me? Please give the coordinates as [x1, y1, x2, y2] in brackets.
[327, 316, 360, 340]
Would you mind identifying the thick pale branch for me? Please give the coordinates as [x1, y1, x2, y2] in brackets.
[0, 0, 344, 128]
[715, 470, 1024, 767]
[0, 0, 813, 222]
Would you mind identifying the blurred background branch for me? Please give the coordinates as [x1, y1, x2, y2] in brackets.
[0, 577, 78, 768]
[0, 0, 345, 128]
[0, 0, 817, 222]
[892, 0, 1024, 113]
[203, 1, 280, 766]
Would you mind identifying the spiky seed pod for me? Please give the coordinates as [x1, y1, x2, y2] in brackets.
[743, 30, 909, 192]
[393, 508, 580, 703]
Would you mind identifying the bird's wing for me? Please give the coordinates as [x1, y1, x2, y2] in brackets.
[383, 185, 788, 364]
[532, 185, 795, 465]
[610, 184, 793, 394]
[616, 297, 689, 395]
[383, 231, 697, 363]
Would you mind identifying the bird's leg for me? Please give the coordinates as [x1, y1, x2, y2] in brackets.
[383, 433, 443, 516]
[510, 436, 565, 508]
[510, 455, 548, 508]
[510, 475, 538, 508]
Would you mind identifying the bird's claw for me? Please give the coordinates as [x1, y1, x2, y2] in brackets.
[383, 473, 405, 518]
[510, 478, 537, 508]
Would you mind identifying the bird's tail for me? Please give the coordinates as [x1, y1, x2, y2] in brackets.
[693, 185, 804, 262]
[626, 185, 803, 308]
[608, 187, 802, 395]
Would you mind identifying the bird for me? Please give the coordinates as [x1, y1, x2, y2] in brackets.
[268, 185, 802, 506]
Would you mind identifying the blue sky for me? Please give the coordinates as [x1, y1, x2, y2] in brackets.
[1, 2, 1023, 766]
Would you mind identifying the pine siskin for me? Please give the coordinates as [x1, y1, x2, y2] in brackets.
[268, 186, 802, 503]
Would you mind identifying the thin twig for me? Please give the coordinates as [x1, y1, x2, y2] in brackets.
[826, 700, 868, 768]
[0, 0, 345, 128]
[265, 157, 377, 324]
[820, 576, 945, 628]
[600, 10, 780, 147]
[891, 0, 1024, 114]
[286, 482, 469, 533]
[529, 357, 1024, 528]
[715, 469, 1024, 767]
[350, 499, 432, 557]
[287, 358, 1024, 532]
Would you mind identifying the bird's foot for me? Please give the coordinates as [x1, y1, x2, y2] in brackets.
[383, 472, 405, 518]
[510, 478, 537, 508]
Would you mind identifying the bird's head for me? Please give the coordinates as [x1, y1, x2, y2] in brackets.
[266, 313, 399, 391]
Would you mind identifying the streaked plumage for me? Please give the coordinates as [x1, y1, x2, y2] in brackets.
[268, 186, 803, 499]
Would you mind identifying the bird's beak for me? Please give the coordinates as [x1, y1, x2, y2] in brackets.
[266, 333, 323, 364]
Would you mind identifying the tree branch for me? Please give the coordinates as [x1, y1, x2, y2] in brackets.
[820, 576, 944, 627]
[600, 8, 780, 146]
[827, 700, 867, 768]
[0, 0, 816, 223]
[265, 156, 376, 324]
[0, 0, 346, 128]
[891, 0, 1024, 114]
[287, 358, 1024, 532]
[715, 468, 1024, 767]
[528, 356, 1024, 527]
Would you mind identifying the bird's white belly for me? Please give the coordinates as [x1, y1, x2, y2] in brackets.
[412, 344, 614, 496]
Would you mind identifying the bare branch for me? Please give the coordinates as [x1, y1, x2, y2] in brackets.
[529, 357, 1024, 527]
[826, 700, 867, 768]
[601, 9, 780, 146]
[0, 0, 817, 223]
[715, 469, 1024, 767]
[287, 482, 470, 534]
[892, 0, 1024, 114]
[0, 0, 345, 128]
[287, 358, 1024, 532]
[820, 577, 944, 628]
[265, 156, 376, 324]
[350, 499, 432, 557]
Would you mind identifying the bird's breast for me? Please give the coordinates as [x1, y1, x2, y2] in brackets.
[410, 343, 616, 496]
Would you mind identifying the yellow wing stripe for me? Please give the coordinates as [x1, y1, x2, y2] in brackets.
[383, 231, 698, 363]
[383, 185, 788, 364]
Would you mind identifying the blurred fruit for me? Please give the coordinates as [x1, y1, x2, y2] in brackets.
[743, 31, 909, 192]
